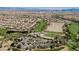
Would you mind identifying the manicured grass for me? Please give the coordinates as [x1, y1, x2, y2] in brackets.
[45, 32, 64, 37]
[68, 23, 79, 39]
[0, 28, 23, 39]
[66, 40, 78, 51]
[35, 20, 47, 32]
[0, 28, 7, 36]
[67, 22, 79, 50]
[6, 32, 22, 39]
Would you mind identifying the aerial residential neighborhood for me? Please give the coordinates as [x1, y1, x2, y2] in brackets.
[0, 7, 79, 51]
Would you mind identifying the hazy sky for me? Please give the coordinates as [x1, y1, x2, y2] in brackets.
[33, 7, 79, 10]
[0, 7, 79, 10]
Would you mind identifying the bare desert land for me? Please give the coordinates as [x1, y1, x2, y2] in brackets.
[46, 22, 65, 32]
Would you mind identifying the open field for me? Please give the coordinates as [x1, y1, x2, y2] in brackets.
[46, 22, 65, 32]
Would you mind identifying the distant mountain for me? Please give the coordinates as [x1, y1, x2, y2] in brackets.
[61, 8, 79, 12]
[0, 7, 79, 12]
[0, 7, 53, 12]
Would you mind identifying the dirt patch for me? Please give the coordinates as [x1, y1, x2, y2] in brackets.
[0, 40, 13, 51]
[46, 22, 65, 32]
[60, 46, 69, 51]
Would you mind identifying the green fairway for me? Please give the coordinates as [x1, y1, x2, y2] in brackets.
[67, 22, 79, 50]
[45, 32, 64, 37]
[0, 28, 23, 40]
[35, 20, 47, 32]
[7, 32, 22, 39]
[68, 23, 79, 39]
[0, 28, 7, 36]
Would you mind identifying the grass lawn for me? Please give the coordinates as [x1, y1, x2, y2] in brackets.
[68, 23, 79, 39]
[0, 28, 23, 40]
[6, 32, 23, 40]
[35, 20, 47, 32]
[67, 22, 79, 50]
[45, 32, 64, 37]
[0, 28, 7, 36]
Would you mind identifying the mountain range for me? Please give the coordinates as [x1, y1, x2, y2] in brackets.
[0, 7, 79, 12]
